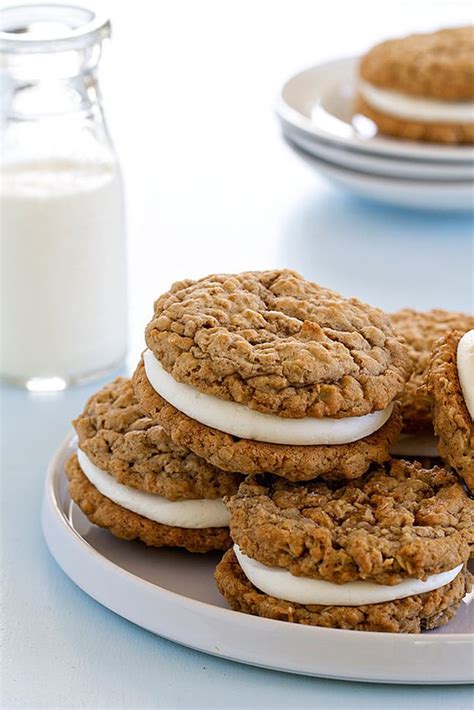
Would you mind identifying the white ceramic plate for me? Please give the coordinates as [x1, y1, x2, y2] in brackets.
[282, 123, 474, 181]
[291, 145, 474, 212]
[277, 57, 474, 163]
[42, 436, 474, 685]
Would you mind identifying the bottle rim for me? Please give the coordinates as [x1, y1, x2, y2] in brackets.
[0, 4, 110, 53]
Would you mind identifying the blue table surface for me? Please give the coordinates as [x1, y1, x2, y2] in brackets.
[2, 1, 473, 707]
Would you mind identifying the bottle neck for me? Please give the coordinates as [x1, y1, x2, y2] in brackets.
[4, 74, 102, 121]
[1, 48, 116, 168]
[1, 43, 104, 119]
[0, 7, 115, 167]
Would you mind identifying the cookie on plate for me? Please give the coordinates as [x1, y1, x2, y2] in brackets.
[390, 308, 474, 457]
[356, 27, 474, 144]
[133, 269, 409, 482]
[215, 461, 473, 633]
[67, 377, 242, 552]
[426, 330, 474, 494]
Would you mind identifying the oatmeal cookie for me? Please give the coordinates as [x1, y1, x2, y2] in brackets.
[392, 454, 442, 470]
[144, 270, 409, 419]
[74, 377, 242, 501]
[133, 359, 402, 480]
[355, 95, 474, 144]
[66, 454, 231, 553]
[391, 309, 474, 434]
[226, 461, 473, 584]
[359, 27, 474, 100]
[215, 548, 471, 633]
[357, 27, 474, 144]
[426, 331, 474, 493]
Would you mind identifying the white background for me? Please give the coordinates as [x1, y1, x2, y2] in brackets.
[94, 0, 473, 362]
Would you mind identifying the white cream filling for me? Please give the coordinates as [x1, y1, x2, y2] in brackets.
[234, 545, 463, 606]
[76, 448, 230, 528]
[359, 80, 474, 124]
[143, 349, 393, 446]
[390, 433, 439, 458]
[457, 329, 474, 420]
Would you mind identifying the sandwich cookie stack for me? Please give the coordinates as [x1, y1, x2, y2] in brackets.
[133, 270, 408, 482]
[66, 378, 242, 552]
[216, 462, 473, 633]
[391, 309, 474, 461]
[131, 268, 474, 633]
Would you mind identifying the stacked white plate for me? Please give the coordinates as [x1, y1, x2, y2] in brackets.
[277, 57, 474, 211]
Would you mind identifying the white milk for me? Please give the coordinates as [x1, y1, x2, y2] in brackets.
[0, 159, 128, 385]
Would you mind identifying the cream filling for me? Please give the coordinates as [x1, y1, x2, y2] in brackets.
[234, 545, 463, 606]
[359, 80, 474, 124]
[390, 433, 439, 458]
[457, 329, 474, 420]
[76, 449, 230, 528]
[143, 349, 393, 446]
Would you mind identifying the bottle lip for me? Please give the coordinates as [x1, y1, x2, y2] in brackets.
[0, 4, 110, 53]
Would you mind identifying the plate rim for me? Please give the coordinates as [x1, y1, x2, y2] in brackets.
[277, 56, 474, 163]
[42, 435, 474, 684]
[281, 123, 474, 180]
[286, 140, 474, 191]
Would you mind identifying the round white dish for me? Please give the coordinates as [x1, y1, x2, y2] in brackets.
[291, 145, 474, 212]
[282, 122, 474, 181]
[277, 57, 474, 163]
[42, 435, 474, 684]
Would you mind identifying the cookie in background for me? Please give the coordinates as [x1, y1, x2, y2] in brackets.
[356, 26, 474, 144]
[390, 309, 474, 459]
[427, 329, 474, 494]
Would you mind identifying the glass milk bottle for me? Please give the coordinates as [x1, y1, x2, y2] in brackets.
[0, 5, 127, 390]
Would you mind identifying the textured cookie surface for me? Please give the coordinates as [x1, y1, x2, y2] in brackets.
[427, 331, 474, 493]
[391, 309, 474, 433]
[145, 270, 409, 418]
[133, 360, 402, 481]
[355, 95, 474, 144]
[66, 454, 231, 552]
[215, 549, 471, 633]
[215, 550, 472, 633]
[74, 377, 242, 501]
[226, 461, 473, 585]
[359, 27, 474, 99]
